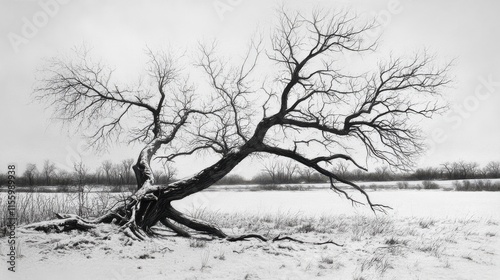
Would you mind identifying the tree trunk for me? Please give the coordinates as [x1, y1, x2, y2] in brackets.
[126, 138, 252, 235]
[26, 140, 257, 240]
[132, 140, 162, 190]
[137, 148, 251, 230]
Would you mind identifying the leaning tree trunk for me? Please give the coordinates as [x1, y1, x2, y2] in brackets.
[23, 136, 257, 241]
[113, 137, 254, 239]
[138, 149, 251, 233]
[23, 138, 342, 246]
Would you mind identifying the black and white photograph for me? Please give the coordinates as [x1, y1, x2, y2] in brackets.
[1, 0, 499, 279]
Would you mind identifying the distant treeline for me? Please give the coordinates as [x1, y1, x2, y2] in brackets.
[0, 159, 176, 187]
[1, 159, 499, 188]
[217, 160, 500, 185]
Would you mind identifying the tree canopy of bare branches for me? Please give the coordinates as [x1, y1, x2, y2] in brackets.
[33, 8, 450, 241]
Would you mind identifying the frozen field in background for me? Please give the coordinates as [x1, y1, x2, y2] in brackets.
[174, 188, 500, 220]
[210, 178, 500, 190]
[2, 179, 499, 221]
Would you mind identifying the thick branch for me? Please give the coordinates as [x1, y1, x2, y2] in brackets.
[257, 144, 390, 212]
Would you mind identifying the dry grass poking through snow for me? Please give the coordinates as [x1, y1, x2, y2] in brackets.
[0, 191, 125, 234]
[1, 204, 498, 280]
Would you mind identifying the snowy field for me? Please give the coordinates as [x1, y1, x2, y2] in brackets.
[175, 188, 500, 220]
[1, 184, 499, 280]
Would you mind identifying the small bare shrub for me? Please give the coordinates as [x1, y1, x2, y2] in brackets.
[200, 248, 210, 270]
[454, 180, 500, 191]
[485, 232, 496, 237]
[397, 182, 409, 189]
[418, 218, 436, 229]
[418, 240, 444, 257]
[297, 223, 316, 233]
[320, 256, 334, 264]
[384, 237, 407, 246]
[422, 180, 440, 189]
[137, 253, 154, 259]
[360, 254, 393, 274]
[214, 250, 225, 260]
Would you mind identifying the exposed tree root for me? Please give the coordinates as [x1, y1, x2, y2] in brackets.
[226, 234, 268, 242]
[165, 206, 227, 238]
[159, 217, 191, 238]
[225, 234, 343, 246]
[22, 211, 342, 247]
[23, 217, 95, 233]
[271, 234, 343, 246]
[123, 226, 149, 241]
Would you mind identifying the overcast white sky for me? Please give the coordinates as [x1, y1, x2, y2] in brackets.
[0, 0, 499, 178]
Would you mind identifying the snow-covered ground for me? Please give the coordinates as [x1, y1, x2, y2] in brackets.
[1, 187, 499, 280]
[174, 189, 500, 220]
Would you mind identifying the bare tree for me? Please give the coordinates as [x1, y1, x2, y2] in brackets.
[23, 163, 39, 186]
[111, 163, 122, 185]
[101, 160, 113, 185]
[374, 166, 392, 181]
[149, 161, 176, 185]
[54, 169, 72, 185]
[42, 160, 56, 185]
[284, 162, 299, 183]
[73, 161, 89, 216]
[122, 158, 135, 184]
[95, 169, 103, 184]
[160, 161, 177, 184]
[32, 9, 450, 242]
[298, 167, 315, 182]
[334, 162, 349, 179]
[484, 161, 500, 178]
[457, 161, 479, 179]
[441, 162, 456, 179]
[442, 161, 479, 179]
[262, 161, 278, 183]
[262, 160, 298, 184]
[413, 167, 441, 180]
